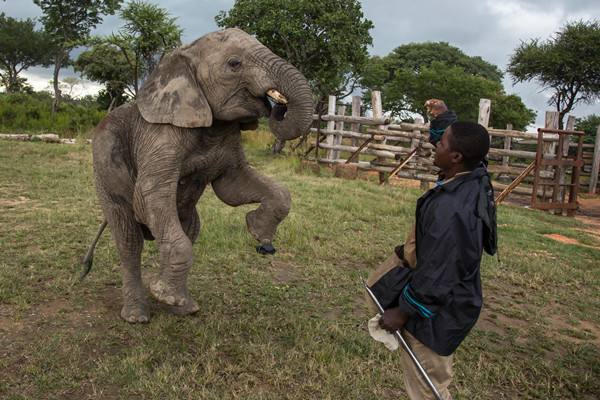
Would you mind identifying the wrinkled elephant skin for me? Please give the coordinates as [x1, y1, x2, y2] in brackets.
[90, 28, 313, 323]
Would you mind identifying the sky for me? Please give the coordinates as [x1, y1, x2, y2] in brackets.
[2, 0, 599, 127]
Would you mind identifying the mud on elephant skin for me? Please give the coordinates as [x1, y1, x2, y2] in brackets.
[81, 28, 314, 323]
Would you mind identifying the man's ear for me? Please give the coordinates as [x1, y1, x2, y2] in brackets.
[451, 151, 464, 165]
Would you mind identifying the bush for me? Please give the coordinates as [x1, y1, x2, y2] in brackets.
[0, 92, 107, 138]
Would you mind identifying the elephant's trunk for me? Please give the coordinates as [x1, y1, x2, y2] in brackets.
[252, 49, 314, 142]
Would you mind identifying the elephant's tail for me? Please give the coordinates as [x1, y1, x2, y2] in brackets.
[80, 220, 108, 281]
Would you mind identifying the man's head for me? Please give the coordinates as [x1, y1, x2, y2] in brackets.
[434, 121, 490, 173]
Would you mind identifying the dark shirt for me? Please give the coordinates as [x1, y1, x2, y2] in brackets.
[428, 110, 457, 144]
[397, 166, 495, 356]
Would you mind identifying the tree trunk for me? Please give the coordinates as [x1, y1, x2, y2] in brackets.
[108, 96, 117, 112]
[52, 53, 63, 114]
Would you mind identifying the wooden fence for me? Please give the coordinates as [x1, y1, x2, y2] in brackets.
[303, 92, 600, 198]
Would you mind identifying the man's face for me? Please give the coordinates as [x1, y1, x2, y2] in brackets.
[434, 127, 462, 170]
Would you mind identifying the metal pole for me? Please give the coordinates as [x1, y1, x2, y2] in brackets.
[364, 281, 443, 400]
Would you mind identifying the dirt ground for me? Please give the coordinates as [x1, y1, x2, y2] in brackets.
[502, 193, 600, 247]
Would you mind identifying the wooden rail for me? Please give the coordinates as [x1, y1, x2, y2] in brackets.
[302, 92, 600, 199]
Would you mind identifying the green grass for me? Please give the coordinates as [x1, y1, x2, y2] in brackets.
[1, 130, 599, 399]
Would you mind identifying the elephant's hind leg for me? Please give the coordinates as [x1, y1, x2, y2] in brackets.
[105, 203, 149, 323]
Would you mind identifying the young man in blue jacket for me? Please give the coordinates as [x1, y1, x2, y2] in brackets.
[379, 121, 497, 399]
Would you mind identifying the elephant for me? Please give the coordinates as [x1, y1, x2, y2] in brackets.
[81, 28, 314, 323]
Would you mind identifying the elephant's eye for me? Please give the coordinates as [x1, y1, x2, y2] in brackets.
[227, 57, 242, 70]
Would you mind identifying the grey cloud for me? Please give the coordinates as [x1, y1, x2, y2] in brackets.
[2, 0, 598, 125]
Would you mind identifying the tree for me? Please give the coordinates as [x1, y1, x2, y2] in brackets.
[508, 20, 600, 129]
[362, 43, 535, 130]
[105, 1, 182, 96]
[575, 114, 600, 144]
[216, 0, 374, 103]
[489, 94, 536, 130]
[33, 0, 122, 112]
[0, 13, 52, 93]
[74, 37, 134, 110]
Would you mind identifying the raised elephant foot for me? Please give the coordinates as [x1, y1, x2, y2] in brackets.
[246, 212, 276, 255]
[149, 279, 194, 308]
[121, 303, 150, 324]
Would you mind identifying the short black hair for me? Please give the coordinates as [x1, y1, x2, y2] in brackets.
[448, 121, 490, 170]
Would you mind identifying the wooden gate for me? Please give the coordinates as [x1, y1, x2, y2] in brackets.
[531, 128, 585, 216]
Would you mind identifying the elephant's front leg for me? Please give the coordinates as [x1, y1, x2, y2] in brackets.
[212, 165, 291, 254]
[134, 178, 199, 313]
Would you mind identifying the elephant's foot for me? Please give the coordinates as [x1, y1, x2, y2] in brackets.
[246, 211, 277, 255]
[256, 240, 276, 255]
[120, 302, 150, 324]
[163, 298, 200, 316]
[150, 278, 192, 307]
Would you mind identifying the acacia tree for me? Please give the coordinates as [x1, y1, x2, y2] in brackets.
[509, 20, 600, 128]
[216, 0, 374, 102]
[33, 0, 122, 112]
[105, 0, 182, 96]
[0, 13, 52, 93]
[362, 42, 535, 130]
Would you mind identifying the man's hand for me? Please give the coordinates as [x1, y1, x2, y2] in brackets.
[424, 99, 448, 118]
[379, 307, 409, 333]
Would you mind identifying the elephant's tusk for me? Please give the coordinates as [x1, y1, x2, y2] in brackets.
[267, 89, 288, 105]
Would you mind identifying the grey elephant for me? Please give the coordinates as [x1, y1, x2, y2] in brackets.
[81, 28, 314, 323]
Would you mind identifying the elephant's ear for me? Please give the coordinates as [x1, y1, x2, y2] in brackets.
[137, 50, 212, 128]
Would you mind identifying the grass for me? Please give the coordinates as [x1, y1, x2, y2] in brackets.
[0, 129, 599, 399]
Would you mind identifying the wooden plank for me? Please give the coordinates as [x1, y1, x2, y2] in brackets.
[487, 164, 553, 178]
[371, 90, 387, 183]
[380, 148, 419, 185]
[315, 158, 438, 182]
[312, 114, 389, 125]
[502, 124, 512, 167]
[309, 128, 386, 141]
[557, 116, 575, 204]
[345, 136, 374, 164]
[590, 125, 600, 194]
[489, 148, 537, 159]
[367, 128, 428, 140]
[495, 161, 535, 204]
[541, 112, 559, 204]
[350, 96, 361, 146]
[488, 128, 551, 140]
[315, 142, 396, 159]
[325, 95, 337, 161]
[331, 105, 346, 160]
[388, 122, 429, 132]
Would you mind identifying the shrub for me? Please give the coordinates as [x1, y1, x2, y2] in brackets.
[0, 92, 107, 138]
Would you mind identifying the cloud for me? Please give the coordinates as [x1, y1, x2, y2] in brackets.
[3, 0, 599, 125]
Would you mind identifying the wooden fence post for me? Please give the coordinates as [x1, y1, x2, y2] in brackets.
[557, 116, 575, 204]
[590, 125, 600, 194]
[502, 123, 512, 167]
[478, 99, 491, 128]
[543, 111, 560, 202]
[351, 96, 361, 146]
[325, 95, 336, 161]
[332, 105, 346, 160]
[371, 91, 387, 183]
